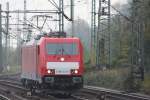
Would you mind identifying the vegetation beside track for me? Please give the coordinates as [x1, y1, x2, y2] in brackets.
[84, 65, 150, 95]
[84, 66, 128, 90]
[0, 65, 20, 75]
[141, 73, 150, 95]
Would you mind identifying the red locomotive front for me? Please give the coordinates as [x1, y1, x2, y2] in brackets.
[21, 35, 84, 92]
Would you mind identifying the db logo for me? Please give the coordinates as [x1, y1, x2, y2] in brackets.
[58, 70, 67, 73]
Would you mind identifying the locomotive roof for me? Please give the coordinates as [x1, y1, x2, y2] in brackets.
[44, 37, 80, 40]
[23, 37, 80, 46]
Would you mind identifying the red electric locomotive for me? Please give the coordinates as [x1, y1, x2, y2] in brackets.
[21, 33, 84, 93]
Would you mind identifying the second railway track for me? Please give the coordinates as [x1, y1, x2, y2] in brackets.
[0, 78, 59, 100]
[0, 78, 85, 100]
[83, 86, 150, 100]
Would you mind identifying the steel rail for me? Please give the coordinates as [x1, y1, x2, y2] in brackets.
[0, 80, 27, 92]
[0, 79, 61, 100]
[84, 85, 150, 100]
[1, 74, 149, 100]
[71, 94, 89, 100]
[0, 83, 27, 100]
[0, 94, 10, 100]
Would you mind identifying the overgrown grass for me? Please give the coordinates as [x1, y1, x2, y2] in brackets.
[84, 67, 130, 90]
[142, 73, 150, 95]
[84, 65, 150, 95]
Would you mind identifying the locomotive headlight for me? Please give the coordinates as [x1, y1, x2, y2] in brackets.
[71, 69, 79, 74]
[74, 69, 78, 74]
[47, 70, 51, 74]
[60, 57, 65, 61]
[47, 69, 55, 74]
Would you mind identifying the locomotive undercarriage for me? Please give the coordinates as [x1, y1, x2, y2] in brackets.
[43, 75, 83, 90]
[21, 75, 83, 94]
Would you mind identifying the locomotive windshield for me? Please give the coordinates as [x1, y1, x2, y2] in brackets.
[46, 43, 78, 55]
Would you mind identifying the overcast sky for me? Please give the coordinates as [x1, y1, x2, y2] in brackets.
[0, 0, 128, 9]
[0, 0, 128, 18]
[0, 0, 128, 32]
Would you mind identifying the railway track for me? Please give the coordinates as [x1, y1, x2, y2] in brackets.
[71, 95, 89, 100]
[0, 79, 58, 100]
[0, 74, 150, 100]
[0, 78, 81, 100]
[83, 86, 150, 100]
[0, 94, 10, 100]
[0, 79, 33, 100]
[0, 78, 97, 100]
[0, 73, 21, 81]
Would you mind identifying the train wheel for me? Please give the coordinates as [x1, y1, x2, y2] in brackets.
[21, 79, 25, 87]
[26, 91, 32, 96]
[25, 79, 29, 89]
[30, 88, 36, 96]
[64, 92, 71, 97]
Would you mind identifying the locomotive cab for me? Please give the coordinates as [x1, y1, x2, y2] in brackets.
[39, 37, 84, 90]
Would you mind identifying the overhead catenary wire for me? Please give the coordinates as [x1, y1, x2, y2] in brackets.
[48, 0, 60, 9]
[42, 17, 52, 31]
[100, 0, 141, 36]
[23, 19, 44, 32]
[48, 0, 72, 21]
[40, 17, 48, 31]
